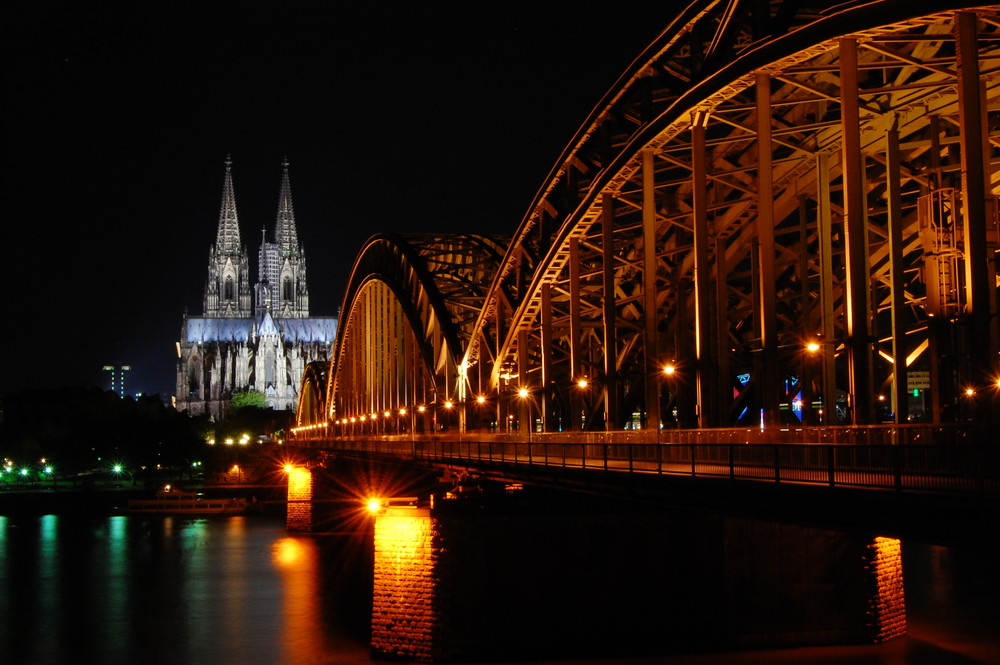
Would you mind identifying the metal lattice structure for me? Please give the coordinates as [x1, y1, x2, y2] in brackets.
[299, 1, 1000, 436]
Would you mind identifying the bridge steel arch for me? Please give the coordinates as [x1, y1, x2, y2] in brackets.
[323, 233, 508, 434]
[303, 1, 1000, 437]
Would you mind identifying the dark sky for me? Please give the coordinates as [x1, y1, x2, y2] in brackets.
[3, 4, 673, 399]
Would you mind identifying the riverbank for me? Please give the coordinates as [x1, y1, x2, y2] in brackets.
[0, 483, 289, 515]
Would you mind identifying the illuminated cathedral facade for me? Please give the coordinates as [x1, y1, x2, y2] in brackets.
[175, 158, 337, 420]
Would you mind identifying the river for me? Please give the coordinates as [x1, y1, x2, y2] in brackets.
[0, 509, 996, 665]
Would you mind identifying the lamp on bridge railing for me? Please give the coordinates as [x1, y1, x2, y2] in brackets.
[515, 386, 533, 439]
[661, 363, 681, 429]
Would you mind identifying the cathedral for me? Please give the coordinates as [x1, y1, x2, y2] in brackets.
[175, 158, 337, 421]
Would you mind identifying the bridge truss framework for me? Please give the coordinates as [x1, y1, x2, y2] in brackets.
[297, 1, 1000, 441]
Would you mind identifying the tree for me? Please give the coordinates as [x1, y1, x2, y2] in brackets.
[231, 391, 268, 410]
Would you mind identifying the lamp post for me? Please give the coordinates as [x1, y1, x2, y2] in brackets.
[111, 464, 135, 487]
[573, 378, 591, 431]
[516, 387, 531, 441]
[662, 364, 679, 429]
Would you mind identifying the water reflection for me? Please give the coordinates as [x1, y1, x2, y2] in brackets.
[273, 536, 337, 664]
[0, 510, 996, 665]
[0, 513, 372, 665]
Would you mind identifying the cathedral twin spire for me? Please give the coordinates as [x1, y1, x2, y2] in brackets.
[215, 156, 242, 253]
[204, 157, 309, 319]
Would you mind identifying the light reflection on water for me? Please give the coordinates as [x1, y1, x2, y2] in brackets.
[0, 513, 372, 665]
[0, 511, 997, 665]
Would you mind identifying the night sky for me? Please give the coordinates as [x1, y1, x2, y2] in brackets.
[4, 4, 673, 399]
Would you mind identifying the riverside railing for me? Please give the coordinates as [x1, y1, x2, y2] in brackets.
[292, 424, 999, 496]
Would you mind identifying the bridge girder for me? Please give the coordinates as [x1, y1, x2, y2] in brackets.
[326, 234, 506, 427]
[304, 1, 1000, 435]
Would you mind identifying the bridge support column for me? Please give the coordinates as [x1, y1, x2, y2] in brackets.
[755, 74, 779, 426]
[368, 502, 906, 663]
[285, 466, 315, 532]
[371, 505, 437, 662]
[886, 122, 909, 424]
[642, 149, 661, 429]
[956, 11, 997, 423]
[816, 152, 838, 423]
[692, 113, 716, 427]
[601, 195, 619, 429]
[840, 38, 875, 424]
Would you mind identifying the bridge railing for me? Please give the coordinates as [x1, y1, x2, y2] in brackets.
[293, 423, 994, 447]
[296, 425, 999, 496]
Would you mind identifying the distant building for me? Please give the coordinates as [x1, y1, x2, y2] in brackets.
[176, 158, 337, 420]
[103, 364, 132, 397]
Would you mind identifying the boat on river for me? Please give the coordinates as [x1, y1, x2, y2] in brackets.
[126, 484, 254, 515]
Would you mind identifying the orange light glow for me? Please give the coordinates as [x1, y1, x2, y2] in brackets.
[444, 400, 453, 409]
[577, 378, 588, 388]
[662, 365, 676, 375]
[417, 405, 426, 413]
[518, 387, 529, 398]
[371, 507, 435, 659]
[806, 342, 821, 353]
[367, 499, 383, 513]
[399, 407, 407, 416]
[476, 395, 486, 404]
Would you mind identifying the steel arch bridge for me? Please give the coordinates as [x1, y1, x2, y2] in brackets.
[296, 1, 1000, 442]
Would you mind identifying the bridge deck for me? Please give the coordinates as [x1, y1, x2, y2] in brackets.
[293, 428, 1000, 498]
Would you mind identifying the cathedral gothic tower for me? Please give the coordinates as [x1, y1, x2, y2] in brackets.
[204, 158, 252, 317]
[256, 159, 310, 318]
[176, 158, 337, 421]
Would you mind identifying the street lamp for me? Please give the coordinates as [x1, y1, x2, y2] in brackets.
[111, 464, 135, 486]
[516, 387, 532, 439]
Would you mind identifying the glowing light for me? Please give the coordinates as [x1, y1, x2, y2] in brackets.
[283, 464, 295, 474]
[662, 364, 676, 375]
[384, 411, 390, 418]
[577, 378, 588, 388]
[272, 537, 305, 567]
[476, 395, 486, 404]
[417, 405, 426, 413]
[444, 401, 453, 409]
[518, 387, 529, 398]
[399, 407, 407, 416]
[965, 387, 975, 396]
[806, 342, 821, 353]
[366, 499, 383, 514]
